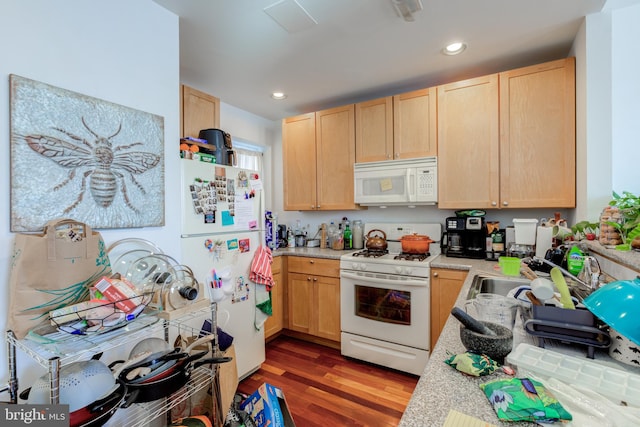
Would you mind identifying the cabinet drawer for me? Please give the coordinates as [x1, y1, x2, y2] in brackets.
[288, 257, 339, 277]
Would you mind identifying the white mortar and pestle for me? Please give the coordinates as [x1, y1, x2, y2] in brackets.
[451, 307, 514, 363]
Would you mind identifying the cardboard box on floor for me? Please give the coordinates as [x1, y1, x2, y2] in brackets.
[240, 383, 296, 427]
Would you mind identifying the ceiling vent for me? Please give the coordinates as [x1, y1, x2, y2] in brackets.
[264, 0, 317, 33]
[391, 0, 423, 22]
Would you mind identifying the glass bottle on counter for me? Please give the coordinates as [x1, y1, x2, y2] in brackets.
[352, 220, 364, 249]
[343, 223, 352, 250]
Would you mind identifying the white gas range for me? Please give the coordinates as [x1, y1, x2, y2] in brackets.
[339, 222, 441, 376]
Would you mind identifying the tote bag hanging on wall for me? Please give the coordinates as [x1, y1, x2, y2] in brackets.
[7, 218, 111, 339]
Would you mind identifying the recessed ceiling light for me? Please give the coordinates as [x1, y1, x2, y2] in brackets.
[442, 42, 467, 56]
[271, 92, 287, 100]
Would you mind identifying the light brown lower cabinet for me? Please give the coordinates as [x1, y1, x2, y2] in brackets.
[264, 256, 284, 340]
[430, 268, 468, 350]
[286, 257, 341, 343]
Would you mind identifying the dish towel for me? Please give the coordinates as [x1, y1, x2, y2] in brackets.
[249, 246, 274, 330]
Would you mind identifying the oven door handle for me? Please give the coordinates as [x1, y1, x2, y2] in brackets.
[340, 271, 428, 287]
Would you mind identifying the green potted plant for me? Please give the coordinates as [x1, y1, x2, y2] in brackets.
[607, 191, 640, 251]
[571, 220, 599, 241]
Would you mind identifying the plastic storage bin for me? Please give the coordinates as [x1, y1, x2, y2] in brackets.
[513, 218, 538, 245]
[507, 343, 640, 407]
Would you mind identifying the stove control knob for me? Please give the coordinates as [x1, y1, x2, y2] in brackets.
[352, 262, 366, 271]
[395, 266, 403, 274]
[405, 267, 413, 275]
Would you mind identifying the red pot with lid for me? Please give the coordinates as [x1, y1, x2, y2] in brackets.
[400, 233, 434, 254]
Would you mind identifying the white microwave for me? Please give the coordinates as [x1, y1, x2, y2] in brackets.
[354, 157, 437, 207]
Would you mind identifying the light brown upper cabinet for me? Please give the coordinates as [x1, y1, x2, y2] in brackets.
[437, 74, 500, 208]
[283, 105, 359, 211]
[438, 57, 575, 209]
[355, 88, 437, 163]
[499, 58, 576, 208]
[394, 88, 438, 160]
[181, 84, 220, 138]
[355, 97, 393, 162]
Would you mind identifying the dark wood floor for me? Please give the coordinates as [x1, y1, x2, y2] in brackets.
[237, 335, 419, 427]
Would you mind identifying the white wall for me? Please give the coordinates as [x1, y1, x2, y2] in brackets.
[0, 0, 179, 387]
[611, 2, 640, 194]
[573, 1, 640, 222]
[219, 102, 279, 210]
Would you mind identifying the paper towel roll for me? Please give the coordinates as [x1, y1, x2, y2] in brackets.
[535, 226, 553, 257]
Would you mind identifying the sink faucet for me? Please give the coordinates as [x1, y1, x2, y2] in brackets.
[531, 256, 591, 291]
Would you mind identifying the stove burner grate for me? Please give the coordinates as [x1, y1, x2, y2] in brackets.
[394, 252, 431, 261]
[352, 249, 389, 258]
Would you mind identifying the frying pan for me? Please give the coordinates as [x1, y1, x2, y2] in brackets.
[122, 354, 232, 403]
[69, 380, 137, 427]
[121, 334, 216, 383]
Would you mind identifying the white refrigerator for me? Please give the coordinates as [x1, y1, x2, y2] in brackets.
[179, 158, 266, 378]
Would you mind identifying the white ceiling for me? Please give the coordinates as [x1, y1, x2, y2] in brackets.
[153, 0, 606, 121]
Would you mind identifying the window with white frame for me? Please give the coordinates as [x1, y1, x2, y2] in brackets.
[233, 139, 264, 172]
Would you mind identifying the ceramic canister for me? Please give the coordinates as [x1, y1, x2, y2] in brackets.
[609, 327, 640, 367]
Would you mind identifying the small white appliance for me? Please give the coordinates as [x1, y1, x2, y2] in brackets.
[340, 222, 441, 375]
[354, 157, 437, 207]
[179, 159, 266, 379]
[508, 218, 538, 258]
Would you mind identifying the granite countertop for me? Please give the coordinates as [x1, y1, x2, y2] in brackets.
[400, 253, 640, 427]
[399, 256, 526, 427]
[271, 246, 348, 260]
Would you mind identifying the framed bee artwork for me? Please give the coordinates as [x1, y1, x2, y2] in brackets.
[9, 75, 165, 232]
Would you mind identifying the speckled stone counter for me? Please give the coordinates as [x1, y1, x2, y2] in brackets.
[271, 247, 347, 260]
[400, 253, 640, 427]
[399, 256, 530, 427]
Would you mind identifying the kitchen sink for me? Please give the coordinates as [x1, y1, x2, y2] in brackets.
[466, 275, 531, 300]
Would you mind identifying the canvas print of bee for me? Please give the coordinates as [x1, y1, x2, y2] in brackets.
[9, 74, 165, 232]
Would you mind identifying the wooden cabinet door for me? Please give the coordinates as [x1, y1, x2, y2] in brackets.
[430, 268, 468, 350]
[437, 75, 500, 209]
[316, 105, 357, 210]
[181, 85, 220, 138]
[264, 257, 284, 340]
[283, 113, 317, 210]
[393, 88, 437, 159]
[287, 272, 312, 334]
[312, 276, 341, 341]
[499, 57, 576, 208]
[355, 97, 394, 162]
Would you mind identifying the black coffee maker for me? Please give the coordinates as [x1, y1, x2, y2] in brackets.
[442, 216, 487, 259]
[276, 225, 288, 249]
